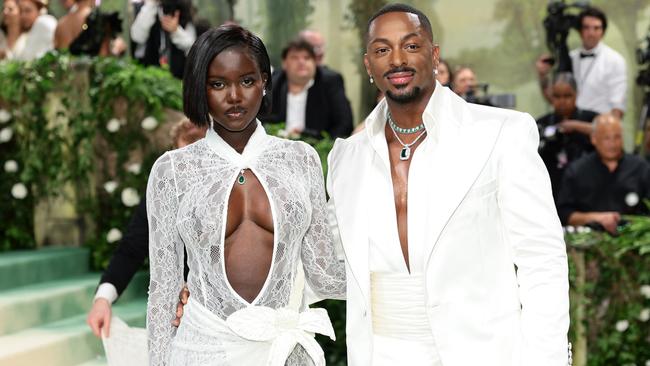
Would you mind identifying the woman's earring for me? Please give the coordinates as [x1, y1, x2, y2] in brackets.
[434, 68, 439, 75]
[263, 89, 267, 96]
[369, 76, 374, 84]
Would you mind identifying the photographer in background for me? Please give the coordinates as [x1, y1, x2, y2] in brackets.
[131, 0, 196, 79]
[537, 6, 627, 118]
[536, 72, 597, 200]
[451, 65, 477, 98]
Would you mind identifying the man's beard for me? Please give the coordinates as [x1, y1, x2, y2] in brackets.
[386, 86, 422, 104]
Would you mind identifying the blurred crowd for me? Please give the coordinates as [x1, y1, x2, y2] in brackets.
[1, 1, 648, 234]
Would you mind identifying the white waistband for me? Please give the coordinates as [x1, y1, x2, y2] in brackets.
[370, 272, 434, 341]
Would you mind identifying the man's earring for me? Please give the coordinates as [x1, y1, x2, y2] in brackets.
[369, 76, 374, 84]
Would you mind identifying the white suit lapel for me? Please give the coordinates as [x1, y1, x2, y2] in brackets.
[415, 86, 504, 267]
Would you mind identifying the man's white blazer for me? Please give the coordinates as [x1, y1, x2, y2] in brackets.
[326, 83, 570, 366]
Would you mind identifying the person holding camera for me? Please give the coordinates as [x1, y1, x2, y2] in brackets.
[130, 0, 196, 79]
[537, 6, 627, 118]
[536, 72, 598, 200]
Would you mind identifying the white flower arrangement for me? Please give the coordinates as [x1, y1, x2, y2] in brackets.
[127, 163, 142, 175]
[4, 160, 18, 173]
[11, 183, 28, 199]
[106, 118, 121, 133]
[103, 181, 118, 194]
[106, 228, 123, 243]
[121, 187, 140, 207]
[638, 308, 650, 322]
[141, 116, 158, 130]
[641, 285, 650, 299]
[0, 109, 11, 123]
[0, 127, 13, 142]
[615, 319, 629, 332]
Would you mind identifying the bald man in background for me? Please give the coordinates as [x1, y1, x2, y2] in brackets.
[557, 114, 650, 234]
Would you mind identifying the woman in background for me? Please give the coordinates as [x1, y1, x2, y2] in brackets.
[0, 0, 24, 60]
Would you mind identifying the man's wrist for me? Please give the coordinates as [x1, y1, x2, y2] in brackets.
[94, 283, 118, 304]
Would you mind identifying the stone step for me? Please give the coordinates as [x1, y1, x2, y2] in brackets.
[0, 299, 146, 366]
[75, 356, 107, 366]
[0, 271, 149, 336]
[0, 247, 89, 291]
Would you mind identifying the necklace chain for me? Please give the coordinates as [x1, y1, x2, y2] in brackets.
[387, 111, 425, 134]
[389, 124, 427, 148]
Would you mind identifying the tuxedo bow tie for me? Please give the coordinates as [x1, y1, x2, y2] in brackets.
[580, 52, 595, 58]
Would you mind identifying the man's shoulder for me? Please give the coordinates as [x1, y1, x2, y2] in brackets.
[568, 152, 598, 173]
[600, 43, 626, 64]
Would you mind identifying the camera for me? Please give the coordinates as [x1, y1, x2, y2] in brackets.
[463, 84, 516, 109]
[636, 29, 650, 88]
[543, 0, 590, 72]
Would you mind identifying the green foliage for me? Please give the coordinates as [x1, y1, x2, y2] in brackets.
[0, 53, 180, 270]
[264, 0, 314, 67]
[565, 217, 650, 365]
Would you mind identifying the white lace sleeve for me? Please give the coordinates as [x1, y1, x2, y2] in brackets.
[300, 145, 346, 300]
[146, 153, 184, 365]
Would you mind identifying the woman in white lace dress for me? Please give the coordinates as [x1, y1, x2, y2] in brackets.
[146, 25, 346, 366]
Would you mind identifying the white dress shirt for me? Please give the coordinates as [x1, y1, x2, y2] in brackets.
[131, 0, 196, 58]
[285, 79, 314, 133]
[13, 14, 56, 61]
[570, 42, 627, 114]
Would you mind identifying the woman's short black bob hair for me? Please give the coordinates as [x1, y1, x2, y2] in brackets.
[183, 24, 272, 128]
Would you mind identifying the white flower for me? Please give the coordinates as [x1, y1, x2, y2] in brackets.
[4, 160, 18, 173]
[566, 226, 575, 234]
[0, 127, 13, 142]
[11, 183, 27, 199]
[103, 181, 118, 194]
[645, 360, 650, 366]
[106, 228, 122, 243]
[625, 192, 640, 207]
[576, 226, 586, 234]
[0, 109, 11, 123]
[639, 308, 650, 322]
[121, 187, 140, 207]
[141, 116, 158, 130]
[615, 320, 629, 332]
[127, 163, 141, 175]
[641, 285, 650, 299]
[106, 118, 121, 133]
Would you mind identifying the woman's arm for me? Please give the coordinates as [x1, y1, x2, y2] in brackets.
[300, 144, 346, 300]
[146, 153, 184, 365]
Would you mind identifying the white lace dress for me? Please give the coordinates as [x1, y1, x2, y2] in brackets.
[146, 121, 346, 366]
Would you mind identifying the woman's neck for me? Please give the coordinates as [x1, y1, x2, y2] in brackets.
[5, 22, 21, 47]
[213, 119, 258, 154]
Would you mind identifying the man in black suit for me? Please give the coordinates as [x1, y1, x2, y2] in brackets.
[262, 39, 353, 139]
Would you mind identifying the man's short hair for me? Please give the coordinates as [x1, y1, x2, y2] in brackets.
[365, 3, 434, 43]
[579, 6, 608, 32]
[281, 39, 316, 60]
[182, 24, 272, 127]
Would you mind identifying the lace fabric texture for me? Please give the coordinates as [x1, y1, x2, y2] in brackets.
[146, 122, 346, 365]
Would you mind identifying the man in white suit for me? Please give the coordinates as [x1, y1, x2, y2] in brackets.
[326, 3, 570, 365]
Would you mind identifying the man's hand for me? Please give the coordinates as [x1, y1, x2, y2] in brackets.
[87, 298, 112, 338]
[160, 10, 180, 33]
[172, 285, 189, 327]
[535, 54, 553, 78]
[557, 120, 593, 135]
[592, 211, 621, 234]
